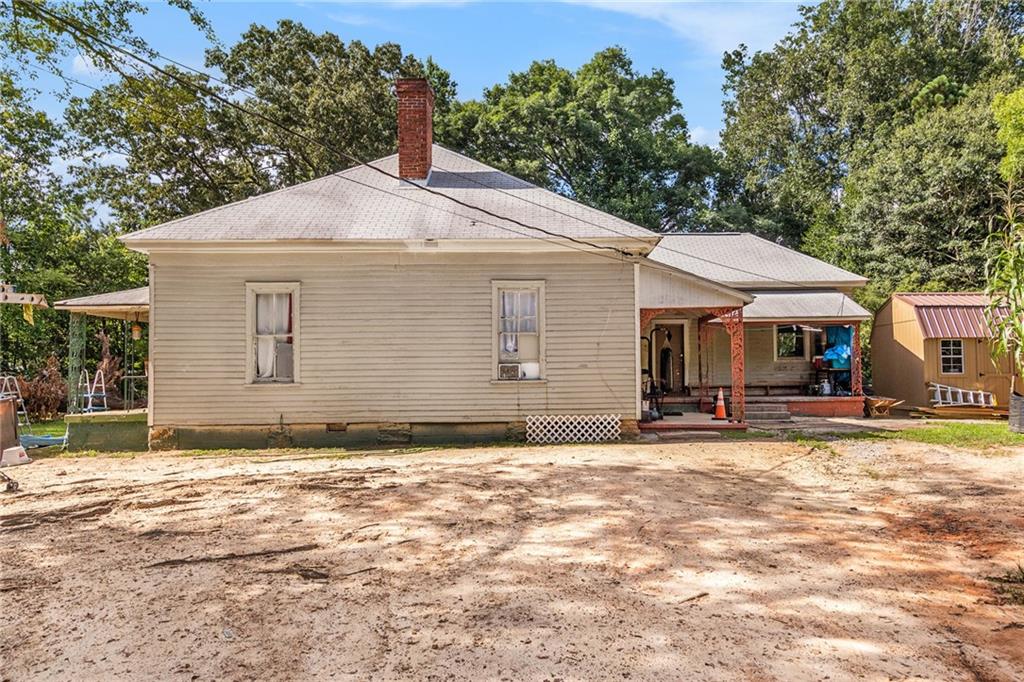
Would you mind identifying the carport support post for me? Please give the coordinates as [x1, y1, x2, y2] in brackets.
[851, 321, 863, 396]
[67, 312, 86, 414]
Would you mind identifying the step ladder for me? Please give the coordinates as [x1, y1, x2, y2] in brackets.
[77, 369, 108, 413]
[0, 375, 31, 431]
[928, 382, 996, 408]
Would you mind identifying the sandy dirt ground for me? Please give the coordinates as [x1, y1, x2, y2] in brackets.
[2, 439, 1023, 681]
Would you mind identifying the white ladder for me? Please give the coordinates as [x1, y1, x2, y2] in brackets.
[928, 382, 996, 408]
[0, 375, 30, 430]
[77, 369, 108, 413]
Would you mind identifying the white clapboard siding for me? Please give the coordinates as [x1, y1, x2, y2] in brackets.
[149, 251, 637, 426]
[709, 326, 814, 386]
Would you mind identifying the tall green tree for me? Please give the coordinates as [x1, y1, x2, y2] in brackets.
[438, 47, 719, 232]
[719, 0, 1022, 247]
[822, 79, 1010, 308]
[66, 21, 457, 227]
[0, 72, 146, 373]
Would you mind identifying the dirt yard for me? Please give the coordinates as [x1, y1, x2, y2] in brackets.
[2, 438, 1023, 681]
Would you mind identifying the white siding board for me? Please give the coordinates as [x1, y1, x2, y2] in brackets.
[638, 264, 743, 308]
[149, 252, 636, 426]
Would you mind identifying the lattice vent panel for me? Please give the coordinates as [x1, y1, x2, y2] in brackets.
[526, 414, 621, 444]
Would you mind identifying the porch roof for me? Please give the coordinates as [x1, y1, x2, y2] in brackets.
[736, 290, 870, 322]
[54, 287, 149, 322]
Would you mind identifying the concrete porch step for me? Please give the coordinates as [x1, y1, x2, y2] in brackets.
[743, 402, 793, 423]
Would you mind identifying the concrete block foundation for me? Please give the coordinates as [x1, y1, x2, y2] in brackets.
[66, 410, 148, 452]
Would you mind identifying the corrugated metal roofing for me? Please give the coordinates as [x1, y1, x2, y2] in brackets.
[894, 293, 1006, 339]
[647, 234, 867, 288]
[121, 146, 658, 244]
[738, 290, 870, 321]
[54, 287, 149, 308]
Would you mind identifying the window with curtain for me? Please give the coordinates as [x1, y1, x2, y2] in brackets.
[940, 339, 964, 374]
[495, 284, 542, 380]
[247, 283, 299, 384]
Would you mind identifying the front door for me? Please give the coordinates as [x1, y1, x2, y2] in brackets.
[653, 321, 687, 394]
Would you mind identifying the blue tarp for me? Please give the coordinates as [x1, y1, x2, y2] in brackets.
[824, 325, 853, 370]
[20, 434, 66, 449]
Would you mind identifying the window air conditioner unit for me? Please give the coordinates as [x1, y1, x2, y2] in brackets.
[498, 363, 521, 380]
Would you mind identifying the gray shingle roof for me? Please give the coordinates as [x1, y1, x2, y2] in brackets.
[121, 145, 658, 244]
[740, 290, 870, 321]
[648, 234, 867, 289]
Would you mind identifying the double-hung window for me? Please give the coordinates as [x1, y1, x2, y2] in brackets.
[939, 339, 964, 375]
[774, 324, 807, 360]
[493, 281, 545, 381]
[246, 282, 300, 384]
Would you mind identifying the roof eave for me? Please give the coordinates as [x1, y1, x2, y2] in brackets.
[120, 236, 659, 255]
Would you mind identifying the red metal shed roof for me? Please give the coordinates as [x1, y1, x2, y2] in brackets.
[893, 293, 1007, 339]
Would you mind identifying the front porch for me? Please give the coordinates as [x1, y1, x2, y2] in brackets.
[639, 289, 870, 428]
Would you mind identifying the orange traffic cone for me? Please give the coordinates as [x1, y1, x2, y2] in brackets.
[712, 388, 727, 421]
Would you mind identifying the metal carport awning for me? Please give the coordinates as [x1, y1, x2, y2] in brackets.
[723, 290, 871, 323]
[54, 287, 149, 322]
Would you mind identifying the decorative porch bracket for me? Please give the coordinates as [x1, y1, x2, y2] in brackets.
[851, 321, 863, 396]
[641, 306, 746, 422]
[707, 307, 745, 423]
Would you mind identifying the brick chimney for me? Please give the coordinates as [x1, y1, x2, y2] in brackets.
[396, 78, 434, 181]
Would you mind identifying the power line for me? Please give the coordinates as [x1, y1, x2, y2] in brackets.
[14, 0, 853, 294]
[18, 63, 638, 269]
[43, 9, 824, 291]
[15, 0, 636, 261]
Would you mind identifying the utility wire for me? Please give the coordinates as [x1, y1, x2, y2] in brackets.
[22, 61, 638, 268]
[15, 0, 635, 260]
[15, 0, 855, 294]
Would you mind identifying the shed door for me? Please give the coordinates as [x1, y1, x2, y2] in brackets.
[978, 340, 1013, 405]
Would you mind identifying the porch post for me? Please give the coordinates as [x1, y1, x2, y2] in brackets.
[851, 321, 863, 396]
[728, 309, 745, 422]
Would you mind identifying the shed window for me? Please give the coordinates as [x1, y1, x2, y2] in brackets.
[246, 283, 300, 384]
[493, 281, 544, 380]
[774, 325, 806, 360]
[940, 339, 964, 375]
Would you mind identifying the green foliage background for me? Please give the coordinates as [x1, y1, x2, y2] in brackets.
[1, 0, 1023, 380]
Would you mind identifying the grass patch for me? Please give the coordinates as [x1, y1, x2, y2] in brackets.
[788, 422, 1024, 452]
[24, 417, 66, 437]
[785, 432, 838, 456]
[894, 422, 1024, 448]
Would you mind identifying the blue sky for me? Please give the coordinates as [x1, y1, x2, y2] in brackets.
[48, 1, 806, 147]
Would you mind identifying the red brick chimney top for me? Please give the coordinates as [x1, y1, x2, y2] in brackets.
[396, 78, 434, 181]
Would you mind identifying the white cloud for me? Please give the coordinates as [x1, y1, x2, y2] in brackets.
[689, 125, 720, 146]
[326, 12, 381, 26]
[72, 53, 101, 77]
[569, 1, 803, 56]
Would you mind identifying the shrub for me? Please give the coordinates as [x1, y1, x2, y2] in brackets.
[17, 355, 67, 421]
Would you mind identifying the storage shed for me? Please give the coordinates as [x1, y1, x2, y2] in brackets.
[871, 293, 1014, 409]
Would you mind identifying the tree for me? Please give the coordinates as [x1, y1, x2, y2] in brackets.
[719, 0, 1022, 246]
[66, 21, 457, 227]
[0, 71, 146, 374]
[438, 47, 719, 232]
[819, 79, 1010, 302]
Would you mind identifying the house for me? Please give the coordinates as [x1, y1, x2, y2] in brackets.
[101, 78, 870, 450]
[872, 293, 1014, 409]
